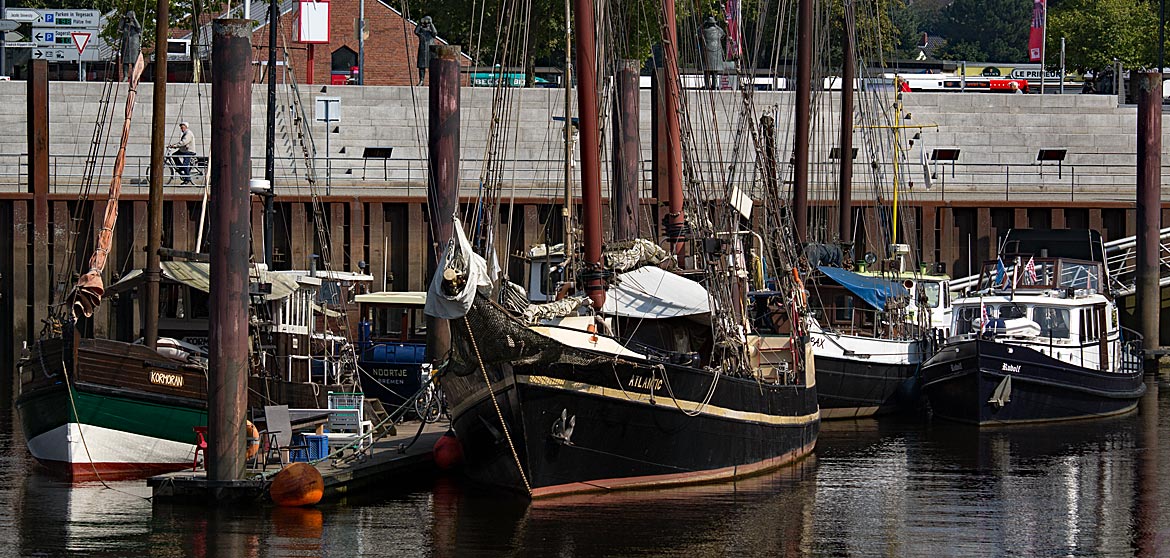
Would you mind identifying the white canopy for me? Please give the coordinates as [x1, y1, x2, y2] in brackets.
[602, 266, 710, 319]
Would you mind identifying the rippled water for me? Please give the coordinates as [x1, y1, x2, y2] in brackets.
[1, 380, 1167, 557]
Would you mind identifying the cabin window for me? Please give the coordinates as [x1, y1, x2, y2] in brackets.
[189, 289, 210, 319]
[1034, 306, 1071, 339]
[921, 281, 941, 308]
[1079, 308, 1099, 342]
[318, 281, 342, 305]
[999, 304, 1026, 320]
[160, 284, 183, 318]
[1059, 262, 1100, 292]
[833, 295, 854, 323]
[955, 306, 979, 335]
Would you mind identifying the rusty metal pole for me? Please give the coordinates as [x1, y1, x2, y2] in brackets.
[425, 45, 461, 365]
[574, 0, 605, 309]
[661, 0, 685, 256]
[1136, 70, 1162, 368]
[612, 59, 641, 242]
[208, 19, 252, 482]
[837, 3, 855, 248]
[144, 0, 169, 350]
[793, 0, 812, 243]
[28, 59, 49, 328]
[650, 63, 669, 239]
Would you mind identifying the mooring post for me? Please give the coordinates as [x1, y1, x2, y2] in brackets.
[1136, 70, 1162, 372]
[425, 45, 461, 367]
[612, 59, 641, 242]
[27, 59, 49, 331]
[208, 19, 253, 482]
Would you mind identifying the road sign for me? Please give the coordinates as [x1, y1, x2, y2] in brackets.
[3, 9, 39, 22]
[37, 10, 100, 27]
[72, 32, 90, 54]
[6, 41, 35, 48]
[31, 48, 70, 60]
[0, 19, 20, 32]
[33, 29, 60, 46]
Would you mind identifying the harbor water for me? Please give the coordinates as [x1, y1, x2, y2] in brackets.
[1, 379, 1167, 557]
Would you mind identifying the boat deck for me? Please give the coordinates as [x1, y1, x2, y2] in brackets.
[148, 420, 449, 504]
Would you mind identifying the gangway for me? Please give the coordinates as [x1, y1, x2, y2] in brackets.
[948, 227, 1170, 296]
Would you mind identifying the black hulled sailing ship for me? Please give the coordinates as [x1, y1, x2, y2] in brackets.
[920, 229, 1145, 425]
[422, 0, 819, 497]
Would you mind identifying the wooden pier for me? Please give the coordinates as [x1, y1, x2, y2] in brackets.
[148, 420, 449, 504]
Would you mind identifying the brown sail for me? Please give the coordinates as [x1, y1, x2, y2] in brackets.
[73, 53, 146, 319]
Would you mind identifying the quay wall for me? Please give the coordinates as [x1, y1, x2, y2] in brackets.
[1, 83, 1168, 371]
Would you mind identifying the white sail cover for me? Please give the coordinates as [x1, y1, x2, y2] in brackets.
[424, 216, 491, 319]
[602, 266, 710, 319]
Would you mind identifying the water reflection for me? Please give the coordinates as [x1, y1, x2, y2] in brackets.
[0, 380, 1166, 557]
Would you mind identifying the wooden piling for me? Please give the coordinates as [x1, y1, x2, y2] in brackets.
[208, 19, 253, 482]
[1136, 71, 1162, 359]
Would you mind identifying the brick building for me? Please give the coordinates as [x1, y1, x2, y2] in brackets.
[217, 0, 470, 86]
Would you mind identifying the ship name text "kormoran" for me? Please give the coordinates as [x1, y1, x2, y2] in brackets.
[628, 375, 664, 390]
[150, 371, 184, 388]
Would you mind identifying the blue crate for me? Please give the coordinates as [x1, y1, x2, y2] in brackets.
[289, 433, 309, 462]
[304, 434, 329, 461]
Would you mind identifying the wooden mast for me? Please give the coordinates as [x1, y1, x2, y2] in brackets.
[145, 0, 169, 349]
[837, 2, 855, 248]
[573, 0, 605, 310]
[793, 0, 812, 243]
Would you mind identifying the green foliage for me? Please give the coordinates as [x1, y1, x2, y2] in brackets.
[1047, 0, 1159, 70]
[932, 0, 1031, 61]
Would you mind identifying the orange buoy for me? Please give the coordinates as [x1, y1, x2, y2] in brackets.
[269, 462, 324, 507]
[433, 430, 464, 471]
[245, 420, 261, 460]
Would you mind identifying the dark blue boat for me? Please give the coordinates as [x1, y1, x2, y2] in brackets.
[921, 229, 1146, 425]
[355, 291, 428, 410]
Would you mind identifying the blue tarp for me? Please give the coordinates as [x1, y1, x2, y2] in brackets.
[817, 266, 909, 310]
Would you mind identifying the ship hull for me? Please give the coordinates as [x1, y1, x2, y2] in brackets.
[442, 297, 820, 498]
[920, 339, 1145, 425]
[810, 326, 924, 419]
[16, 336, 208, 481]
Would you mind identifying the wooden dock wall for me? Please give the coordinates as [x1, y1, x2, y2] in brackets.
[4, 193, 1164, 379]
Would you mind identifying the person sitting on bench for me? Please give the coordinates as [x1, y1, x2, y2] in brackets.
[167, 121, 196, 184]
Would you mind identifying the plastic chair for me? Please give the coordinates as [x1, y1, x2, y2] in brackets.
[192, 426, 209, 471]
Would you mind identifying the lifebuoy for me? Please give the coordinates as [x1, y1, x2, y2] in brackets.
[246, 420, 260, 460]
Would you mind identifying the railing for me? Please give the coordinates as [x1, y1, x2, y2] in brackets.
[949, 227, 1170, 295]
[0, 152, 1167, 203]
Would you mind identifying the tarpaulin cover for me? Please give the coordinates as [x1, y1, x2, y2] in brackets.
[602, 266, 710, 319]
[817, 265, 908, 310]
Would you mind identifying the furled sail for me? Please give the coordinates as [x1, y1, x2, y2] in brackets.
[424, 216, 491, 319]
[72, 53, 146, 319]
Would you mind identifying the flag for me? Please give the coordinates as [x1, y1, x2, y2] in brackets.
[980, 298, 988, 334]
[1025, 256, 1038, 283]
[995, 258, 1006, 288]
[1011, 258, 1019, 290]
[1028, 0, 1046, 62]
[725, 0, 742, 60]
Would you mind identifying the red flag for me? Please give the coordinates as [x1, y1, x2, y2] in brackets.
[725, 0, 741, 60]
[1028, 0, 1046, 62]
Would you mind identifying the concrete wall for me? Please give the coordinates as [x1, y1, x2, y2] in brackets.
[0, 81, 1164, 204]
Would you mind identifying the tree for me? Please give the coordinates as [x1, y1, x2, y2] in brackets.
[1047, 0, 1159, 71]
[932, 0, 1031, 61]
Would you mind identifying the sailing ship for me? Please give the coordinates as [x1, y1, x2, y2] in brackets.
[919, 229, 1146, 425]
[425, 0, 819, 497]
[15, 17, 357, 479]
[799, 21, 949, 417]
